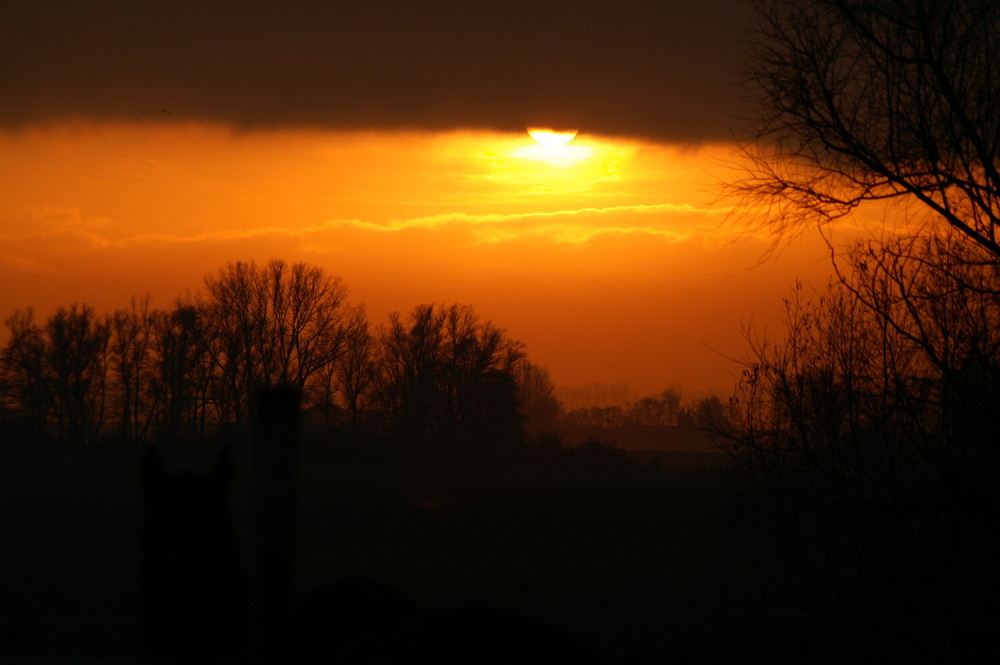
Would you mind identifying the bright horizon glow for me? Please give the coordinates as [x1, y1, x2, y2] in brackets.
[509, 143, 595, 168]
[527, 128, 579, 146]
[518, 128, 589, 166]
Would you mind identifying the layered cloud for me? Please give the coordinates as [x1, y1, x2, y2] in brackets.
[0, 0, 755, 141]
[0, 201, 729, 272]
[321, 202, 724, 244]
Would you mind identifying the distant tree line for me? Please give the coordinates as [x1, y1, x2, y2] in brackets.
[554, 382, 635, 411]
[0, 259, 558, 454]
[562, 389, 730, 431]
[563, 389, 682, 428]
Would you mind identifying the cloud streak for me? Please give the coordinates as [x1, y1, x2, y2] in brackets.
[1, 202, 731, 259]
[336, 202, 725, 243]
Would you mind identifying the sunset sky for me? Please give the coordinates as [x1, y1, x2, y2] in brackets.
[0, 0, 844, 398]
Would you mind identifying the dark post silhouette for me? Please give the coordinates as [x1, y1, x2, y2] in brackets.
[252, 385, 300, 664]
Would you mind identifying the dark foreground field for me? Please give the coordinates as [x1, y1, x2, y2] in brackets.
[0, 440, 989, 663]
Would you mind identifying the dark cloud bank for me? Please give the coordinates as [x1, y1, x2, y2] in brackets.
[1, 0, 755, 141]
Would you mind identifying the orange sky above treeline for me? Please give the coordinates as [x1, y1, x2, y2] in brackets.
[0, 0, 860, 399]
[0, 123, 842, 398]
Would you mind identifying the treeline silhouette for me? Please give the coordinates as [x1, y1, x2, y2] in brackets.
[0, 259, 560, 460]
[562, 389, 730, 430]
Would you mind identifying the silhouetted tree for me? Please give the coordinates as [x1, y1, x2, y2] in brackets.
[148, 299, 211, 441]
[203, 260, 361, 424]
[564, 405, 625, 429]
[515, 361, 562, 437]
[45, 304, 110, 443]
[0, 261, 547, 452]
[109, 295, 154, 442]
[736, 0, 1000, 257]
[376, 304, 443, 442]
[376, 303, 525, 451]
[726, 0, 1000, 630]
[692, 396, 730, 432]
[733, 0, 1000, 503]
[334, 317, 379, 434]
[564, 388, 682, 428]
[728, 249, 1000, 621]
[634, 389, 681, 426]
[1, 309, 52, 440]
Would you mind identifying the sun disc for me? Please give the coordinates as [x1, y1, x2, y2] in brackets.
[527, 127, 579, 146]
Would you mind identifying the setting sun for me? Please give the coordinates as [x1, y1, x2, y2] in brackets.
[527, 128, 579, 146]
[510, 129, 595, 168]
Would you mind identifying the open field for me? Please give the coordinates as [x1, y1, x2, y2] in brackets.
[0, 440, 989, 663]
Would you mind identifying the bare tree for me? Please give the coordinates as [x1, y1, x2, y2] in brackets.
[302, 304, 369, 432]
[727, 5, 1000, 628]
[376, 303, 525, 450]
[335, 315, 378, 434]
[45, 304, 110, 443]
[514, 361, 562, 437]
[736, 0, 1000, 255]
[692, 396, 730, 432]
[1, 309, 52, 440]
[148, 299, 211, 441]
[376, 304, 447, 443]
[728, 244, 1000, 621]
[203, 262, 258, 424]
[109, 295, 154, 442]
[733, 0, 1000, 492]
[204, 260, 360, 424]
[564, 389, 682, 428]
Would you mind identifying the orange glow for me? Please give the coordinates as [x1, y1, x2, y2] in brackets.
[527, 128, 579, 146]
[509, 143, 595, 168]
[0, 122, 840, 396]
[515, 128, 591, 167]
[500, 137, 612, 189]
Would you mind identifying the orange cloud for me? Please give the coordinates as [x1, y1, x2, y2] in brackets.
[326, 203, 725, 244]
